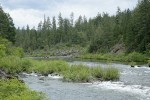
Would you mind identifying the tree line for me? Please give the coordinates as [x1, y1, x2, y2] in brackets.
[1, 0, 150, 54]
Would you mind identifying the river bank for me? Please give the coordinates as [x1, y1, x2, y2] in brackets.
[0, 69, 46, 100]
[0, 56, 119, 82]
[78, 52, 149, 65]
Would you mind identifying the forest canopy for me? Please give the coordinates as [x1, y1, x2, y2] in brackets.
[1, 0, 150, 54]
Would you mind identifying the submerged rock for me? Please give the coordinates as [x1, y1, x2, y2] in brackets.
[48, 74, 63, 79]
[39, 76, 45, 81]
[131, 65, 134, 67]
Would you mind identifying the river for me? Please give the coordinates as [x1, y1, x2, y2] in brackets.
[21, 58, 150, 100]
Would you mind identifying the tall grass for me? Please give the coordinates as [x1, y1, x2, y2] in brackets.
[0, 79, 46, 100]
[102, 67, 120, 81]
[63, 65, 92, 82]
[80, 52, 148, 62]
[31, 60, 69, 75]
[63, 65, 119, 82]
[0, 56, 23, 74]
[0, 56, 120, 82]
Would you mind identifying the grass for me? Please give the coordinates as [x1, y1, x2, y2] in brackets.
[31, 60, 69, 76]
[63, 65, 92, 82]
[0, 56, 120, 82]
[0, 79, 46, 100]
[0, 56, 33, 74]
[63, 65, 119, 82]
[79, 52, 148, 62]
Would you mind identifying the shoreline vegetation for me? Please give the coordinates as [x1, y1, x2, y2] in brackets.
[78, 52, 149, 65]
[0, 79, 46, 100]
[0, 56, 120, 82]
[0, 0, 150, 99]
[26, 50, 150, 66]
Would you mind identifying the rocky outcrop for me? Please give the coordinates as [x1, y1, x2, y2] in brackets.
[111, 44, 125, 54]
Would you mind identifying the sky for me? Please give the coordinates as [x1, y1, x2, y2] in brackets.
[0, 0, 138, 28]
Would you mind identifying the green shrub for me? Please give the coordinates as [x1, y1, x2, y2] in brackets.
[21, 58, 34, 72]
[0, 56, 22, 74]
[125, 52, 147, 62]
[0, 79, 46, 100]
[32, 60, 69, 75]
[80, 52, 148, 62]
[7, 47, 24, 57]
[0, 56, 33, 74]
[0, 44, 6, 58]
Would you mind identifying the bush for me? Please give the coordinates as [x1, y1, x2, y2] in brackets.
[21, 58, 34, 72]
[80, 52, 148, 62]
[32, 60, 69, 75]
[125, 52, 147, 62]
[0, 79, 46, 100]
[0, 56, 33, 74]
[7, 47, 24, 57]
[0, 56, 22, 74]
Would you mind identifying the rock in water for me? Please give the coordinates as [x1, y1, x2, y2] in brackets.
[39, 76, 45, 81]
[131, 65, 134, 67]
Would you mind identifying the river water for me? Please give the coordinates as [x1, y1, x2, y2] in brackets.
[21, 59, 150, 100]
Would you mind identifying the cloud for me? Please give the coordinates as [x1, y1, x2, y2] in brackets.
[4, 8, 44, 28]
[1, 0, 138, 28]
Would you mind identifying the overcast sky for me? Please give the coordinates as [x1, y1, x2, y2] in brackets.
[0, 0, 138, 28]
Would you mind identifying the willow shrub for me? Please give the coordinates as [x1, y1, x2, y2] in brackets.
[0, 79, 46, 100]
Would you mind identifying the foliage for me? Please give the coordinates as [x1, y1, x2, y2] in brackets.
[0, 56, 23, 74]
[63, 65, 119, 82]
[6, 47, 24, 57]
[63, 65, 91, 82]
[91, 67, 103, 79]
[0, 79, 46, 100]
[0, 6, 16, 43]
[15, 0, 150, 55]
[80, 52, 148, 62]
[0, 37, 10, 57]
[0, 56, 120, 82]
[31, 60, 69, 75]
[102, 67, 120, 81]
[124, 52, 147, 62]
